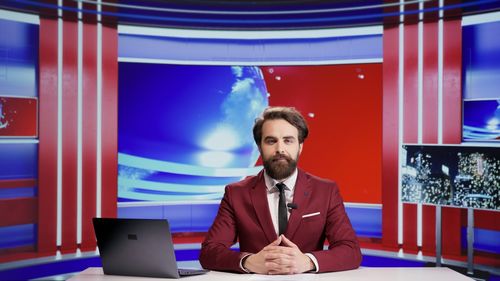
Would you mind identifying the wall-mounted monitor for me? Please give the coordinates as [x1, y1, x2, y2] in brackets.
[462, 20, 500, 142]
[401, 145, 499, 211]
[117, 62, 383, 231]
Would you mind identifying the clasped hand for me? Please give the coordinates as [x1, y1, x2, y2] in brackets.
[243, 235, 315, 275]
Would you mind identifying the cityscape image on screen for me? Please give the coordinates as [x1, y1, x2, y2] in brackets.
[401, 145, 500, 210]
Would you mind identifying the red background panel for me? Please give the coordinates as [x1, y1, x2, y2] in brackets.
[61, 20, 78, 253]
[422, 22, 439, 144]
[100, 24, 118, 218]
[0, 198, 37, 227]
[403, 24, 419, 144]
[382, 26, 400, 249]
[81, 22, 98, 251]
[261, 64, 382, 204]
[0, 96, 38, 137]
[422, 21, 439, 256]
[38, 17, 59, 254]
[402, 23, 419, 252]
[441, 19, 463, 257]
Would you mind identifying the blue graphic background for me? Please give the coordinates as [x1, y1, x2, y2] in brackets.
[118, 63, 268, 202]
[463, 99, 500, 141]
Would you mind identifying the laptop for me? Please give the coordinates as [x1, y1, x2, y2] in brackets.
[92, 217, 208, 278]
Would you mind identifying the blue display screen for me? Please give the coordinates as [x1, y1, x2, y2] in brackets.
[118, 63, 268, 202]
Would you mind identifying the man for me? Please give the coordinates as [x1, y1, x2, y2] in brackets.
[199, 106, 361, 274]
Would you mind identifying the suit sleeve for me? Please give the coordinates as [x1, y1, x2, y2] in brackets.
[199, 186, 248, 273]
[311, 183, 362, 272]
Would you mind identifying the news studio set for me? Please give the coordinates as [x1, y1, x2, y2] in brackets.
[0, 1, 499, 280]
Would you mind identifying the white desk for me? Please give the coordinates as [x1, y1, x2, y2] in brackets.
[68, 267, 473, 280]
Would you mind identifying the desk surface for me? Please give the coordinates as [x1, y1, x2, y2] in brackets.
[68, 267, 472, 280]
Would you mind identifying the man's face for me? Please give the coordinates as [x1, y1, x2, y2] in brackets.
[259, 119, 303, 180]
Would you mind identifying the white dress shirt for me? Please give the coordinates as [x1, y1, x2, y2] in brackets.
[263, 169, 298, 234]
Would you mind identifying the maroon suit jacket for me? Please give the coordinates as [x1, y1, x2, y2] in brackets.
[199, 169, 362, 273]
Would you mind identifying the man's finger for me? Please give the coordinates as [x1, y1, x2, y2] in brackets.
[272, 235, 282, 245]
[264, 252, 294, 262]
[267, 263, 295, 275]
[264, 246, 294, 255]
[263, 236, 282, 251]
[280, 235, 298, 249]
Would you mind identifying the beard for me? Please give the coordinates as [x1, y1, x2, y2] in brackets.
[263, 153, 298, 180]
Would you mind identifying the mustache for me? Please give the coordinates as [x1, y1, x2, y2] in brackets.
[271, 154, 292, 161]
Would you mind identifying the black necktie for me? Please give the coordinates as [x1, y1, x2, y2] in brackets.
[276, 183, 288, 235]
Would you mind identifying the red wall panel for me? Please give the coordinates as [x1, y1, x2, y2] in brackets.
[60, 20, 78, 253]
[441, 19, 463, 258]
[422, 22, 439, 144]
[101, 24, 118, 218]
[0, 179, 37, 188]
[382, 26, 400, 249]
[403, 24, 419, 144]
[38, 17, 59, 254]
[402, 23, 419, 253]
[36, 17, 118, 258]
[422, 21, 439, 255]
[0, 198, 37, 227]
[81, 22, 98, 251]
[261, 64, 382, 204]
[475, 210, 500, 231]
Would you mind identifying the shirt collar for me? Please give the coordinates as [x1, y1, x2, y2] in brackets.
[264, 168, 298, 193]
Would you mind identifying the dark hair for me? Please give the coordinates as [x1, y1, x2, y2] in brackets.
[253, 106, 309, 146]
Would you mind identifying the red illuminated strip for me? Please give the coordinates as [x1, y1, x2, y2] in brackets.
[382, 26, 400, 250]
[38, 17, 59, 255]
[403, 24, 419, 143]
[422, 22, 439, 143]
[442, 20, 462, 145]
[441, 19, 463, 258]
[60, 20, 79, 253]
[100, 25, 118, 219]
[81, 22, 98, 251]
[403, 23, 419, 253]
[0, 179, 37, 188]
[421, 21, 439, 256]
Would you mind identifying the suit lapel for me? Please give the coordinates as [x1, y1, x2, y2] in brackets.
[250, 171, 277, 243]
[285, 169, 311, 239]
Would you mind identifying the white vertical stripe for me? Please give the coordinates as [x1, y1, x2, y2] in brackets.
[56, 0, 63, 247]
[438, 0, 444, 144]
[77, 0, 83, 245]
[397, 0, 405, 246]
[416, 0, 424, 248]
[417, 203, 422, 246]
[96, 0, 103, 218]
